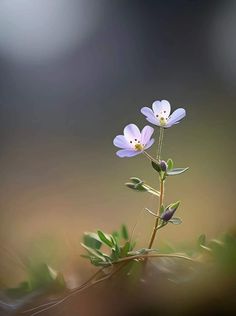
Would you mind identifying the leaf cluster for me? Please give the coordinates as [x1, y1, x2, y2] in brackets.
[125, 177, 160, 196]
[152, 158, 189, 180]
[81, 225, 135, 267]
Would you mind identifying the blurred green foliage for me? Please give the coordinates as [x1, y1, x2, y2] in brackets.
[5, 263, 65, 299]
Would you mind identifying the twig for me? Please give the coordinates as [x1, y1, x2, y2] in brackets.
[23, 264, 126, 316]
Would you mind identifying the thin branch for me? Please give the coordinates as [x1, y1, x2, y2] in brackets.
[113, 253, 198, 264]
[142, 151, 159, 164]
[145, 208, 159, 217]
[23, 264, 126, 316]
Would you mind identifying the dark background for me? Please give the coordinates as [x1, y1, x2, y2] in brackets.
[0, 0, 235, 285]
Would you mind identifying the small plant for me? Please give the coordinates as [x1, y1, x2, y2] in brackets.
[8, 99, 234, 316]
[81, 99, 189, 266]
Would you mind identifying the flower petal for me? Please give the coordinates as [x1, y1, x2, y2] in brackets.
[144, 138, 155, 150]
[146, 116, 160, 126]
[166, 108, 186, 127]
[141, 125, 154, 145]
[152, 100, 171, 117]
[140, 107, 158, 125]
[123, 124, 141, 141]
[140, 106, 154, 117]
[113, 135, 131, 149]
[116, 149, 140, 158]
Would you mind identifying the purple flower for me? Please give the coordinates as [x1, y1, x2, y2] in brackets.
[141, 100, 186, 128]
[113, 124, 154, 158]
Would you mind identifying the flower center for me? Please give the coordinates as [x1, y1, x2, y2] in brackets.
[134, 143, 144, 151]
[159, 116, 167, 126]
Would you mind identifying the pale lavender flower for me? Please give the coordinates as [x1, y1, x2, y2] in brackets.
[113, 124, 154, 158]
[141, 100, 186, 128]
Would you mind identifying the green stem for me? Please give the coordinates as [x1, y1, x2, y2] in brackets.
[142, 150, 159, 164]
[25, 263, 127, 316]
[147, 177, 164, 249]
[146, 127, 165, 250]
[113, 253, 197, 264]
[156, 127, 164, 161]
[142, 184, 160, 197]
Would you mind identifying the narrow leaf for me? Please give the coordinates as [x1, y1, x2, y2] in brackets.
[83, 232, 102, 249]
[151, 161, 161, 172]
[200, 244, 212, 252]
[167, 167, 189, 176]
[125, 182, 147, 192]
[197, 234, 206, 247]
[80, 243, 106, 261]
[120, 241, 131, 257]
[112, 231, 120, 242]
[121, 224, 129, 241]
[97, 231, 113, 248]
[130, 177, 142, 184]
[168, 217, 182, 225]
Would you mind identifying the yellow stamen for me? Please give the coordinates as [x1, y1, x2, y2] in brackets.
[159, 117, 167, 126]
[135, 143, 144, 151]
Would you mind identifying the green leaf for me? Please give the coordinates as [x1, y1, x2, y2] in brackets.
[151, 161, 161, 173]
[110, 234, 118, 247]
[167, 167, 189, 176]
[80, 243, 107, 261]
[120, 241, 131, 257]
[200, 244, 212, 252]
[197, 234, 206, 247]
[110, 245, 120, 261]
[125, 182, 147, 192]
[112, 231, 120, 244]
[168, 217, 182, 225]
[6, 281, 30, 298]
[121, 224, 129, 241]
[89, 256, 105, 266]
[28, 263, 57, 290]
[97, 230, 113, 248]
[125, 183, 136, 189]
[83, 232, 102, 250]
[167, 158, 174, 170]
[126, 178, 160, 196]
[54, 272, 66, 290]
[130, 177, 142, 184]
[95, 249, 112, 262]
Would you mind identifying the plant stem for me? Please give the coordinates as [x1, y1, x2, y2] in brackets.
[24, 263, 127, 316]
[147, 177, 164, 249]
[146, 127, 165, 250]
[156, 127, 164, 161]
[142, 150, 158, 164]
[142, 184, 160, 197]
[113, 253, 197, 264]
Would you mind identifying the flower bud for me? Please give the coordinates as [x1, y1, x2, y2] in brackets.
[161, 201, 180, 222]
[160, 160, 167, 172]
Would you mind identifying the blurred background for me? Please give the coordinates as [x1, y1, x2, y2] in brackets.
[0, 0, 235, 286]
